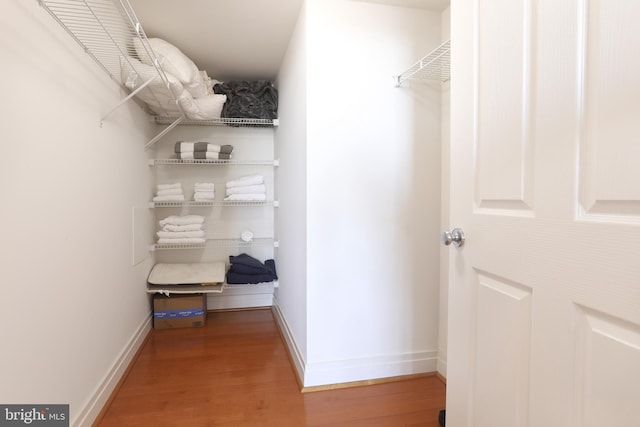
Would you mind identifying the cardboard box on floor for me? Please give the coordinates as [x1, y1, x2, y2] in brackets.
[153, 294, 206, 329]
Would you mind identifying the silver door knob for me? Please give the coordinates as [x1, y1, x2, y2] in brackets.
[441, 228, 465, 247]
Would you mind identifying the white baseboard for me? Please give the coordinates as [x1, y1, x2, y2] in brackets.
[207, 283, 274, 310]
[437, 357, 447, 379]
[271, 299, 437, 389]
[271, 300, 305, 384]
[73, 314, 151, 427]
[303, 349, 439, 388]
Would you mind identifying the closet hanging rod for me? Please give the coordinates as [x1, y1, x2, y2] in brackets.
[395, 39, 451, 86]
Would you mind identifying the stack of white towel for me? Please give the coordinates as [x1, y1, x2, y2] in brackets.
[157, 215, 206, 245]
[175, 141, 234, 160]
[153, 183, 184, 202]
[194, 182, 215, 202]
[225, 174, 267, 201]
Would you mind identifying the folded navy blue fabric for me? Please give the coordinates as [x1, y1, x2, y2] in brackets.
[229, 253, 270, 275]
[229, 253, 264, 267]
[226, 271, 275, 284]
[226, 254, 278, 284]
[265, 259, 278, 280]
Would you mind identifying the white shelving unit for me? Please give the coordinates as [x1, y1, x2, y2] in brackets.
[150, 141, 279, 302]
[39, 0, 279, 304]
[395, 39, 451, 86]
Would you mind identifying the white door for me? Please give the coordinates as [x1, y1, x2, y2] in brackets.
[446, 1, 640, 426]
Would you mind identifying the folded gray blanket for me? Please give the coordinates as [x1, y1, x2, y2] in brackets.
[177, 151, 231, 160]
[213, 80, 278, 120]
[174, 142, 233, 154]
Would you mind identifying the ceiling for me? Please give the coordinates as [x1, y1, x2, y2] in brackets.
[129, 0, 449, 81]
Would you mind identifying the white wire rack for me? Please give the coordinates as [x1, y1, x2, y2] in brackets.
[37, 0, 186, 147]
[395, 39, 451, 86]
[149, 159, 279, 167]
[151, 237, 278, 251]
[150, 200, 279, 208]
[154, 117, 279, 127]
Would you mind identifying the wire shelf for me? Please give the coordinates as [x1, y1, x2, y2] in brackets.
[151, 200, 278, 208]
[154, 117, 279, 127]
[395, 39, 451, 86]
[151, 238, 278, 251]
[150, 159, 278, 166]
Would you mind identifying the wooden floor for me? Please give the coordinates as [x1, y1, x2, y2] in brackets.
[97, 309, 446, 427]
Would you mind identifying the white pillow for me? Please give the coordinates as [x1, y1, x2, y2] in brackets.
[120, 56, 186, 117]
[170, 93, 226, 120]
[190, 94, 227, 120]
[134, 38, 208, 98]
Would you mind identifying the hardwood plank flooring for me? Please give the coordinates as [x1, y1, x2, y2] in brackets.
[97, 309, 446, 426]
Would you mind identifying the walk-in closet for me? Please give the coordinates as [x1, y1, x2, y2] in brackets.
[2, 1, 451, 424]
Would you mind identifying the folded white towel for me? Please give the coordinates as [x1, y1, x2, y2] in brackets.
[162, 223, 204, 232]
[194, 196, 215, 202]
[194, 182, 215, 189]
[157, 237, 206, 245]
[157, 183, 182, 190]
[159, 215, 205, 227]
[157, 230, 206, 239]
[226, 174, 264, 188]
[225, 184, 266, 196]
[194, 190, 215, 197]
[153, 195, 185, 202]
[156, 188, 184, 196]
[224, 193, 267, 201]
[178, 142, 195, 152]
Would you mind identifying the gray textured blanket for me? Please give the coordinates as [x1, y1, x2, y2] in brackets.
[213, 80, 278, 120]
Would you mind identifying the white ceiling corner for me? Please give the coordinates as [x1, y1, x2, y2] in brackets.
[129, 0, 304, 81]
[128, 0, 448, 82]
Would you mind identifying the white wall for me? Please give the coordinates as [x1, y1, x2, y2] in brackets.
[0, 2, 154, 425]
[274, 2, 309, 376]
[302, 0, 443, 386]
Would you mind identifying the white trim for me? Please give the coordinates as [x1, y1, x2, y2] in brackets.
[303, 350, 438, 388]
[437, 356, 448, 378]
[207, 294, 273, 310]
[206, 283, 275, 310]
[271, 299, 306, 384]
[72, 314, 152, 427]
[271, 299, 438, 389]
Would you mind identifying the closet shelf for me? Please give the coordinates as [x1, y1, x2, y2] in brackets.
[150, 159, 279, 167]
[146, 283, 224, 295]
[154, 117, 279, 127]
[395, 39, 451, 86]
[151, 238, 278, 251]
[150, 200, 279, 208]
[147, 281, 277, 296]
